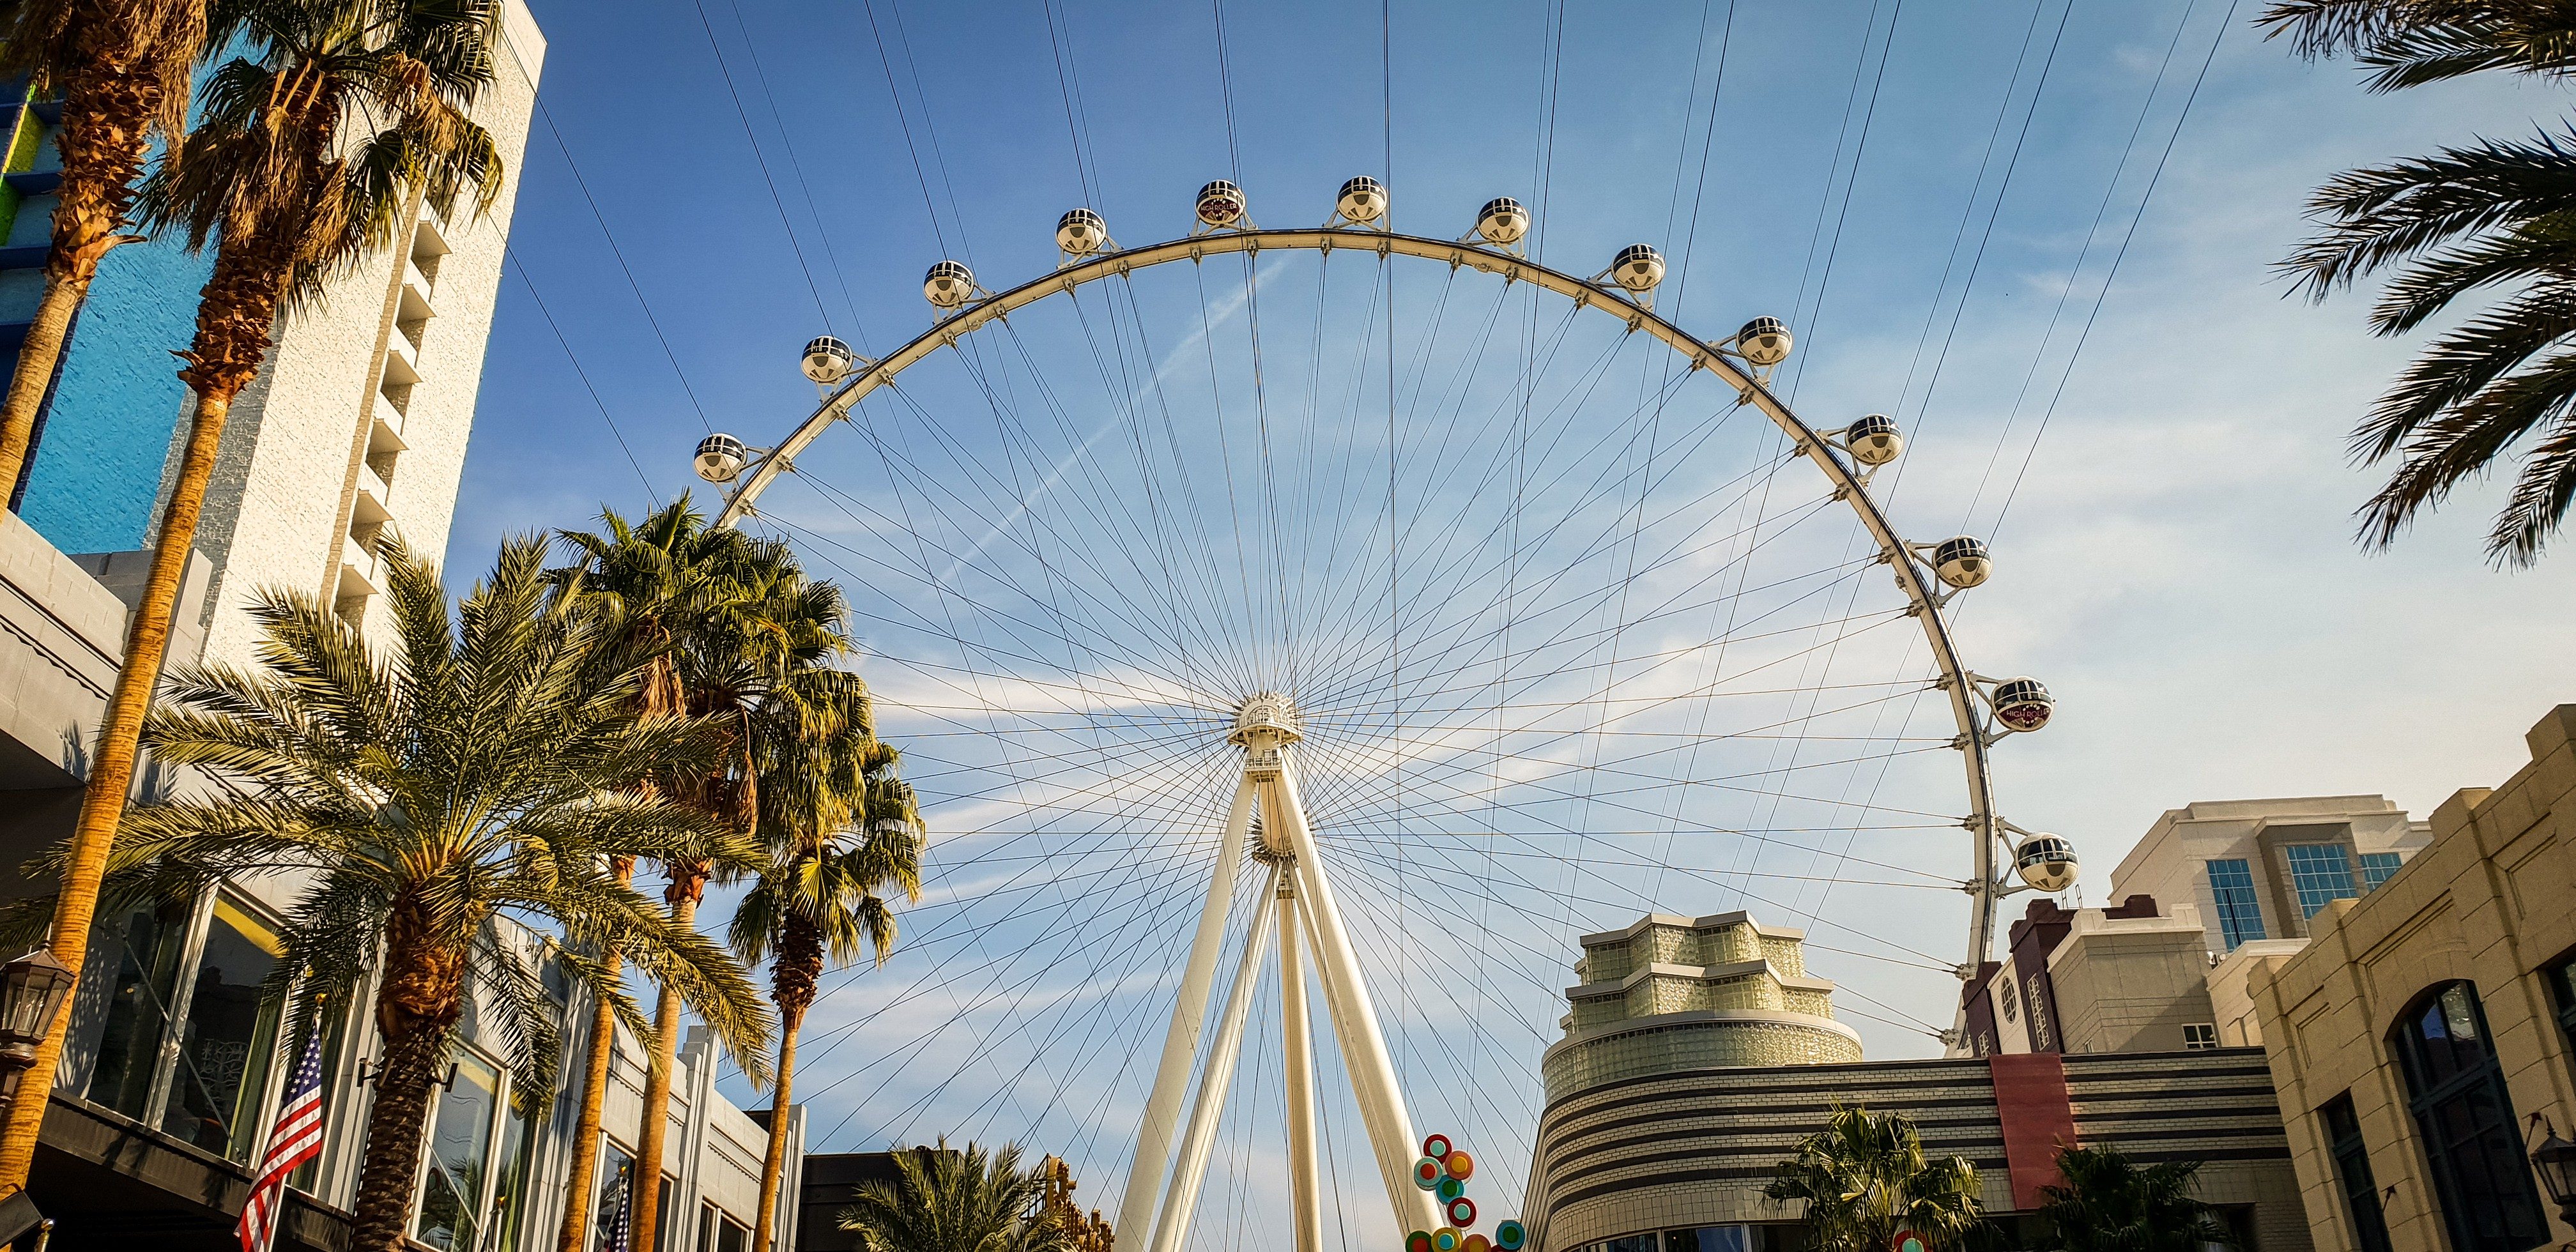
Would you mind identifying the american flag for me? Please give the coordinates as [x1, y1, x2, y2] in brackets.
[605, 1162, 636, 1252]
[236, 1030, 329, 1252]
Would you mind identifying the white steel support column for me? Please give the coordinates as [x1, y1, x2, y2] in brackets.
[1119, 776, 1256, 1246]
[1279, 877, 1321, 1252]
[1261, 751, 1441, 1234]
[1145, 865, 1282, 1252]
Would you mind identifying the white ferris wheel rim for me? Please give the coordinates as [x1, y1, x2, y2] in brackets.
[710, 218, 2032, 998]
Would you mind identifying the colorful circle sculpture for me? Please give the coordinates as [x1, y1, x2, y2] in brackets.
[1412, 1134, 1519, 1252]
[1892, 1232, 1928, 1252]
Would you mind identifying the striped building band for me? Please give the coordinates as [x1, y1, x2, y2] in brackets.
[236, 1030, 329, 1252]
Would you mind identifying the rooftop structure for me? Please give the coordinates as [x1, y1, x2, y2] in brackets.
[1543, 912, 1859, 1104]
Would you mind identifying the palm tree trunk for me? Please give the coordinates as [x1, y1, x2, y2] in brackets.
[555, 860, 634, 1252]
[351, 899, 467, 1252]
[629, 867, 707, 1252]
[752, 1001, 806, 1252]
[0, 240, 286, 1195]
[0, 27, 165, 498]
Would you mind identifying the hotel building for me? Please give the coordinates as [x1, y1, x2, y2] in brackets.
[0, 7, 804, 1249]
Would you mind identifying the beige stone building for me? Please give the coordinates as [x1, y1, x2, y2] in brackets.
[2242, 705, 2576, 1252]
[2112, 796, 2430, 956]
[1524, 910, 2313, 1251]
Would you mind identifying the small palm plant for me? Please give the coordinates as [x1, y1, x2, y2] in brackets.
[2034, 1145, 2230, 1251]
[91, 538, 770, 1252]
[841, 1141, 1072, 1252]
[1765, 1106, 1990, 1251]
[2264, 1, 2576, 561]
[735, 726, 923, 1252]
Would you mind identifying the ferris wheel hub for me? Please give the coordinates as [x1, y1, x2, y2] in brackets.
[1229, 691, 1303, 746]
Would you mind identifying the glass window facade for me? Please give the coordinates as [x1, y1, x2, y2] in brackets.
[2285, 843, 2361, 918]
[2205, 859, 2266, 950]
[593, 1147, 637, 1252]
[160, 896, 286, 1161]
[703, 1206, 750, 1252]
[2182, 1023, 2218, 1050]
[78, 901, 191, 1120]
[415, 1050, 503, 1249]
[2321, 1094, 2393, 1252]
[2389, 982, 2550, 1251]
[2360, 851, 2404, 892]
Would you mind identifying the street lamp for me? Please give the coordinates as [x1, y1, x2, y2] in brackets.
[2532, 1126, 2576, 1226]
[0, 949, 74, 1111]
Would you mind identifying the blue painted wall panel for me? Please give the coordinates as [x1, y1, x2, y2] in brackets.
[17, 234, 212, 553]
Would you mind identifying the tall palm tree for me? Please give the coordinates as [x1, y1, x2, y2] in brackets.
[2265, 1, 2576, 562]
[841, 1141, 1073, 1252]
[0, 0, 505, 1195]
[556, 498, 857, 1251]
[1764, 1106, 1991, 1251]
[2034, 1145, 2230, 1251]
[0, 0, 206, 499]
[73, 538, 770, 1252]
[734, 730, 923, 1252]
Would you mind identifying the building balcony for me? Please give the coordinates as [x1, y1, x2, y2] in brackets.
[355, 464, 392, 527]
[399, 258, 436, 322]
[338, 533, 385, 600]
[381, 328, 420, 386]
[372, 390, 408, 449]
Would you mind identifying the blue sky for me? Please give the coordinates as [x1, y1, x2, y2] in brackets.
[464, 0, 2576, 1232]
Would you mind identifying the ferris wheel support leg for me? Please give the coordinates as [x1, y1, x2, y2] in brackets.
[1280, 880, 1322, 1252]
[1264, 754, 1442, 1236]
[1146, 865, 1282, 1252]
[1119, 775, 1256, 1246]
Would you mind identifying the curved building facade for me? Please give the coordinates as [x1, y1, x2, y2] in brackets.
[1542, 912, 1860, 1103]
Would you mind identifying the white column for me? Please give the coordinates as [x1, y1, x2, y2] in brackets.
[1280, 877, 1321, 1252]
[1146, 866, 1281, 1252]
[1262, 753, 1441, 1235]
[1118, 776, 1256, 1246]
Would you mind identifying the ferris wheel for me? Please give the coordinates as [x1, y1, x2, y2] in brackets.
[696, 178, 2078, 1251]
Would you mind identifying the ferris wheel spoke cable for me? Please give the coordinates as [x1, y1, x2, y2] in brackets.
[813, 830, 1227, 1147]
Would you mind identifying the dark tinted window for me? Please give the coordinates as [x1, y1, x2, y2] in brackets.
[2389, 983, 2550, 1251]
[2321, 1094, 2393, 1252]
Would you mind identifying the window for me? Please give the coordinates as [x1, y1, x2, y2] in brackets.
[489, 1086, 539, 1252]
[76, 900, 190, 1120]
[1999, 978, 2018, 1022]
[2360, 851, 2404, 892]
[593, 1148, 637, 1252]
[2321, 1095, 2393, 1252]
[2182, 1023, 2218, 1050]
[2550, 958, 2576, 1081]
[2284, 843, 2360, 918]
[2025, 974, 2051, 1051]
[702, 1205, 751, 1252]
[160, 896, 286, 1161]
[1663, 1229, 1755, 1252]
[2388, 982, 2550, 1251]
[2205, 859, 2266, 950]
[415, 1050, 503, 1249]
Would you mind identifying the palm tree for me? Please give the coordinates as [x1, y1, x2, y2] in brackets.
[0, 0, 206, 499]
[555, 498, 858, 1251]
[2264, 1, 2576, 563]
[0, 0, 505, 1195]
[2034, 1145, 2230, 1251]
[73, 538, 771, 1252]
[841, 1141, 1073, 1252]
[734, 729, 923, 1252]
[1764, 1106, 1991, 1251]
